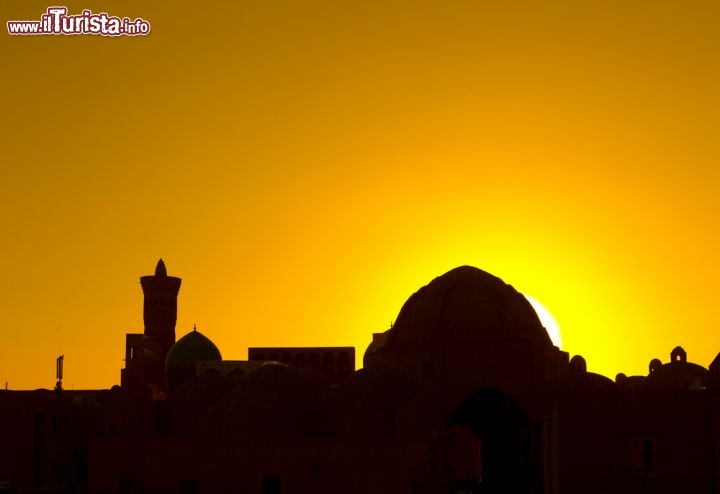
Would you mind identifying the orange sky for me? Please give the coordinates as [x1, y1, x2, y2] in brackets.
[2, 0, 719, 390]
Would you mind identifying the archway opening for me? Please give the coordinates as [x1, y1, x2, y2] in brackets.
[448, 388, 533, 494]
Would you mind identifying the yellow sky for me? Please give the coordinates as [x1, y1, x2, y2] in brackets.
[1, 0, 719, 389]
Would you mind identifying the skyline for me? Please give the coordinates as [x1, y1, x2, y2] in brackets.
[2, 0, 720, 389]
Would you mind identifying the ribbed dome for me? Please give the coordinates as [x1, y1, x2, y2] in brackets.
[166, 329, 222, 371]
[385, 266, 552, 348]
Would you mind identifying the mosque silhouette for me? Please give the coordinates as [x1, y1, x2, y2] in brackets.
[2, 259, 720, 494]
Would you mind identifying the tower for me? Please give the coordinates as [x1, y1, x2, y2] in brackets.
[140, 259, 182, 351]
[140, 259, 181, 390]
[121, 259, 182, 392]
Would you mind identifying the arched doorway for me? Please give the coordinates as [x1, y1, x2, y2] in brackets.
[447, 388, 534, 494]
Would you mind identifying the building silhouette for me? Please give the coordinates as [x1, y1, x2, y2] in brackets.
[121, 260, 182, 394]
[2, 261, 720, 493]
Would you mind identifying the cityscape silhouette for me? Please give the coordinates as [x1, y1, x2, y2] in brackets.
[2, 260, 719, 493]
[4, 2, 720, 493]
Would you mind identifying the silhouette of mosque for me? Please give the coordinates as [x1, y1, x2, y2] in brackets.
[3, 259, 720, 494]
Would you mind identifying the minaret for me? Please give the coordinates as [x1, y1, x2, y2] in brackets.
[140, 259, 182, 387]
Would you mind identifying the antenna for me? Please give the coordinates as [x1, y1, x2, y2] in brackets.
[56, 354, 64, 381]
[55, 355, 64, 397]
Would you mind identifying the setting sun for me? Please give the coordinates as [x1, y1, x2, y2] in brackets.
[523, 294, 563, 349]
[2, 1, 720, 389]
[3, 2, 720, 492]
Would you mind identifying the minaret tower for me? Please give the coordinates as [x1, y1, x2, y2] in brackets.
[140, 259, 182, 386]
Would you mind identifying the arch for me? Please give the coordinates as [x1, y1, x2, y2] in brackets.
[322, 353, 334, 367]
[295, 353, 306, 365]
[227, 368, 246, 382]
[200, 367, 222, 377]
[268, 353, 279, 362]
[448, 387, 533, 493]
[448, 423, 483, 491]
[282, 353, 293, 364]
[671, 346, 687, 363]
[252, 353, 265, 361]
[309, 353, 320, 368]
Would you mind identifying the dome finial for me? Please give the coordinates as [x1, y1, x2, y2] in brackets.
[155, 259, 167, 277]
[193, 324, 197, 332]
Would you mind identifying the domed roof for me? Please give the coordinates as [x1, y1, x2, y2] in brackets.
[385, 266, 552, 348]
[641, 347, 709, 391]
[561, 372, 616, 391]
[166, 327, 222, 372]
[643, 361, 708, 391]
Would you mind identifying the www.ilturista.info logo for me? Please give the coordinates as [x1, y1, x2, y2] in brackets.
[7, 7, 151, 36]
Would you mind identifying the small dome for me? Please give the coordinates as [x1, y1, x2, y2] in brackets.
[560, 371, 616, 391]
[165, 327, 222, 391]
[643, 361, 708, 391]
[649, 358, 662, 374]
[166, 328, 222, 369]
[570, 355, 587, 374]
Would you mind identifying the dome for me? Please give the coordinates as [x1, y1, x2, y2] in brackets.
[642, 361, 708, 391]
[642, 347, 709, 391]
[166, 328, 222, 370]
[385, 266, 552, 348]
[616, 375, 645, 391]
[165, 327, 222, 391]
[560, 372, 616, 391]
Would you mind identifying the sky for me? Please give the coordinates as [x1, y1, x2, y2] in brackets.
[1, 0, 719, 390]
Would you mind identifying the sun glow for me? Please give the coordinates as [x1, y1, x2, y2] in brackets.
[523, 294, 563, 348]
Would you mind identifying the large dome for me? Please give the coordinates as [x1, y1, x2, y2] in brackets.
[385, 266, 553, 348]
